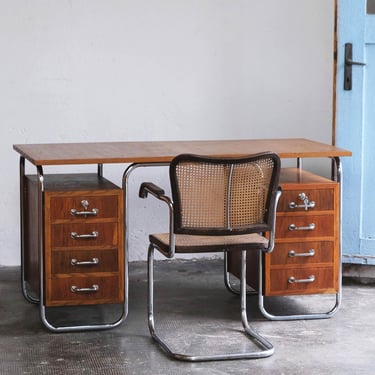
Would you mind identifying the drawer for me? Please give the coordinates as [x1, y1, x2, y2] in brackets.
[277, 188, 335, 212]
[276, 214, 334, 238]
[267, 267, 336, 296]
[51, 249, 119, 274]
[50, 222, 118, 248]
[49, 194, 120, 221]
[269, 241, 334, 266]
[47, 275, 123, 306]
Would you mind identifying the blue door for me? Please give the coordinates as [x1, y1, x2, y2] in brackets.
[337, 0, 375, 264]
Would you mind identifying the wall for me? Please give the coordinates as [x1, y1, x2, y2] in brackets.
[1, 0, 334, 265]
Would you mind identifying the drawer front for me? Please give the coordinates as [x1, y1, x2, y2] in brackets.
[267, 267, 336, 296]
[51, 222, 118, 248]
[48, 275, 123, 306]
[49, 194, 120, 221]
[269, 241, 334, 266]
[52, 249, 119, 274]
[276, 214, 334, 238]
[278, 188, 334, 212]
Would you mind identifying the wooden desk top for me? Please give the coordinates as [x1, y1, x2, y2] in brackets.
[13, 138, 351, 166]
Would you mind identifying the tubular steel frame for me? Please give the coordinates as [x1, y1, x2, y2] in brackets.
[139, 155, 280, 361]
[18, 153, 344, 330]
[19, 157, 127, 332]
[224, 157, 342, 320]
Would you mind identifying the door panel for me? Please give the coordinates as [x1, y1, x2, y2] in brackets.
[337, 0, 375, 264]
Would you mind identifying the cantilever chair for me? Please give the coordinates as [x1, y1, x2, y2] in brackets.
[139, 152, 281, 362]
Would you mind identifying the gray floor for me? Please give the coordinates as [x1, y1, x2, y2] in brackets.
[0, 259, 374, 375]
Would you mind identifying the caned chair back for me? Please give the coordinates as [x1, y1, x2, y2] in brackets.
[169, 152, 280, 236]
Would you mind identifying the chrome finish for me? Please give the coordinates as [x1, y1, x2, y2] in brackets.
[122, 162, 167, 331]
[18, 158, 137, 332]
[288, 193, 315, 210]
[288, 249, 315, 257]
[223, 252, 257, 295]
[297, 157, 302, 169]
[81, 199, 89, 210]
[70, 231, 98, 239]
[71, 200, 99, 216]
[288, 223, 315, 231]
[70, 208, 99, 216]
[71, 257, 99, 266]
[20, 157, 39, 304]
[288, 275, 315, 284]
[147, 245, 274, 361]
[71, 284, 99, 293]
[226, 164, 234, 229]
[223, 188, 282, 296]
[257, 156, 343, 321]
[258, 247, 340, 320]
[267, 188, 282, 252]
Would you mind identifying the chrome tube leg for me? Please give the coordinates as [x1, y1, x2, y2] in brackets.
[37, 166, 45, 323]
[122, 162, 169, 326]
[19, 157, 39, 304]
[223, 251, 240, 295]
[147, 247, 274, 361]
[147, 245, 179, 359]
[147, 244, 156, 338]
[223, 251, 257, 296]
[240, 250, 274, 357]
[39, 164, 126, 332]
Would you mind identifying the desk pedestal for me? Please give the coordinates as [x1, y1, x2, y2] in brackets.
[22, 173, 126, 331]
[227, 168, 341, 320]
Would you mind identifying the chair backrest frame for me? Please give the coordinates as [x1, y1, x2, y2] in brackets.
[169, 152, 281, 236]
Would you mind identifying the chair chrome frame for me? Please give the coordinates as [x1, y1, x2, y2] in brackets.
[148, 246, 274, 361]
[140, 152, 281, 361]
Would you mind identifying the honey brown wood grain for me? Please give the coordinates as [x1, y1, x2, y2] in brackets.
[13, 138, 352, 166]
[33, 174, 125, 307]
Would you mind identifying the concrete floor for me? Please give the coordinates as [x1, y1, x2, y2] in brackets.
[0, 259, 374, 375]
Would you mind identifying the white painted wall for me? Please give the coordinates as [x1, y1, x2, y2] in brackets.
[2, 0, 334, 265]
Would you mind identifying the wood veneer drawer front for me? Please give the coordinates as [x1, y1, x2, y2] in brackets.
[277, 188, 335, 212]
[269, 241, 334, 266]
[51, 222, 118, 248]
[267, 267, 336, 296]
[49, 194, 120, 221]
[276, 214, 334, 238]
[51, 249, 119, 274]
[47, 275, 123, 306]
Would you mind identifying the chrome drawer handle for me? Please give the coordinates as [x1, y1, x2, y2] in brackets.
[288, 223, 315, 231]
[288, 193, 315, 210]
[71, 257, 99, 266]
[288, 201, 315, 210]
[70, 199, 99, 217]
[70, 208, 99, 217]
[70, 231, 99, 239]
[71, 284, 99, 293]
[288, 249, 315, 257]
[288, 275, 315, 284]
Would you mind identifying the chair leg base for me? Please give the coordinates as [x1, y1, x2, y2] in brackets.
[149, 327, 274, 362]
[223, 252, 257, 296]
[148, 246, 274, 362]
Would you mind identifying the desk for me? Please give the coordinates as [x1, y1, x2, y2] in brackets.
[13, 138, 351, 331]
